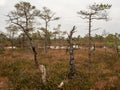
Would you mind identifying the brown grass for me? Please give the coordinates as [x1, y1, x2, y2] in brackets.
[0, 48, 120, 89]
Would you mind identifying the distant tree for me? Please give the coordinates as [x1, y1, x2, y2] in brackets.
[82, 34, 89, 43]
[53, 24, 67, 46]
[18, 33, 26, 48]
[102, 30, 109, 53]
[6, 24, 18, 51]
[105, 33, 119, 54]
[53, 24, 61, 40]
[0, 32, 7, 51]
[93, 34, 104, 42]
[0, 32, 7, 44]
[40, 27, 53, 48]
[61, 31, 67, 42]
[114, 33, 119, 54]
[77, 35, 81, 43]
[7, 1, 47, 83]
[106, 34, 114, 42]
[39, 7, 60, 53]
[77, 3, 111, 64]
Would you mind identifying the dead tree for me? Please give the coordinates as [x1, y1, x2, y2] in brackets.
[67, 26, 76, 79]
[58, 26, 76, 89]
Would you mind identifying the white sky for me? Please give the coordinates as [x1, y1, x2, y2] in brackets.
[0, 0, 120, 37]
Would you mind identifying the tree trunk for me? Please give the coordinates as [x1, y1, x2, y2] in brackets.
[44, 21, 48, 53]
[28, 36, 47, 83]
[68, 26, 76, 79]
[88, 14, 92, 64]
[25, 31, 47, 83]
[68, 43, 75, 79]
[32, 46, 39, 66]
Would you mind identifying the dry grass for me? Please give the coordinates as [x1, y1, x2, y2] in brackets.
[0, 48, 120, 90]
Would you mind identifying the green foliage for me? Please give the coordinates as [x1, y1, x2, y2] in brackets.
[39, 7, 60, 22]
[90, 3, 112, 11]
[77, 3, 111, 20]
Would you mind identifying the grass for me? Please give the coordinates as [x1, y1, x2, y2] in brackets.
[0, 48, 120, 90]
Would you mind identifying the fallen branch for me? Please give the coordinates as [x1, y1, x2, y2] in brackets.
[58, 79, 68, 89]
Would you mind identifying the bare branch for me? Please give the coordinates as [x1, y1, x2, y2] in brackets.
[78, 16, 89, 19]
[91, 27, 101, 32]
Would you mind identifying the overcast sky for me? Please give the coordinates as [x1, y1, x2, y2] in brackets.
[0, 0, 120, 36]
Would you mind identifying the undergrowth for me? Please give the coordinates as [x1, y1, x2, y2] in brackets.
[0, 49, 120, 90]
